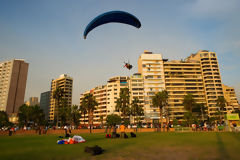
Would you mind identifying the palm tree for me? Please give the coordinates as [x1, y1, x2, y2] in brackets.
[53, 87, 65, 127]
[0, 111, 9, 128]
[183, 93, 195, 113]
[31, 105, 45, 126]
[131, 97, 144, 124]
[163, 106, 171, 131]
[152, 90, 168, 131]
[18, 104, 31, 127]
[59, 99, 71, 126]
[71, 105, 81, 128]
[81, 93, 98, 133]
[99, 115, 104, 127]
[115, 88, 130, 121]
[79, 104, 87, 125]
[194, 103, 207, 122]
[216, 96, 226, 122]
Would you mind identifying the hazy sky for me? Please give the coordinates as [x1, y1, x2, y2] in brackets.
[1, 0, 240, 104]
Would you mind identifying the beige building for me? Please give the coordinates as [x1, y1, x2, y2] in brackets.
[80, 76, 130, 125]
[129, 73, 145, 123]
[25, 97, 39, 106]
[80, 50, 239, 123]
[0, 59, 29, 115]
[163, 60, 206, 120]
[49, 74, 73, 123]
[129, 73, 144, 105]
[80, 75, 145, 125]
[186, 50, 224, 117]
[106, 76, 129, 115]
[138, 51, 165, 122]
[80, 85, 108, 125]
[222, 84, 239, 112]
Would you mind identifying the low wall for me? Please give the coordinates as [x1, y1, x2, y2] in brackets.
[0, 128, 176, 136]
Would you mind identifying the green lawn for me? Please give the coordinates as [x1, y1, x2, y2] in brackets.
[0, 132, 240, 160]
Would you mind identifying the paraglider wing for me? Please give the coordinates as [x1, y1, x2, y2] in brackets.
[84, 11, 141, 39]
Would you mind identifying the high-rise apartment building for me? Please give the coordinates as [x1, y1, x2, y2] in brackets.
[163, 60, 206, 120]
[80, 50, 239, 123]
[80, 76, 144, 125]
[222, 84, 239, 112]
[0, 59, 29, 114]
[25, 97, 39, 106]
[40, 91, 51, 120]
[49, 74, 73, 123]
[81, 85, 108, 125]
[186, 50, 224, 117]
[129, 73, 144, 105]
[106, 76, 129, 114]
[138, 51, 165, 122]
[128, 73, 144, 123]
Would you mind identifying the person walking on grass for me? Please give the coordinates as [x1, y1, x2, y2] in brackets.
[120, 124, 125, 138]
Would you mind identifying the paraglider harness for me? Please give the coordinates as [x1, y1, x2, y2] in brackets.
[124, 63, 133, 70]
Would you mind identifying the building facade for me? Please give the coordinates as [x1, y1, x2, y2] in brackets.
[79, 50, 239, 124]
[0, 59, 29, 115]
[25, 97, 39, 106]
[222, 84, 239, 112]
[138, 51, 165, 122]
[40, 91, 51, 120]
[163, 60, 206, 120]
[49, 74, 73, 123]
[80, 76, 130, 125]
[186, 50, 224, 117]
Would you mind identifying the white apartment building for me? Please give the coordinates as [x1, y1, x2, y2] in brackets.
[138, 51, 165, 122]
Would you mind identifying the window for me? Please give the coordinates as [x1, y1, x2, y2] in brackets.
[211, 53, 215, 57]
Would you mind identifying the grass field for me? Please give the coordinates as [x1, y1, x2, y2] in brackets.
[0, 132, 240, 160]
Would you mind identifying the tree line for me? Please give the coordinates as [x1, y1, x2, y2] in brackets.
[1, 86, 239, 129]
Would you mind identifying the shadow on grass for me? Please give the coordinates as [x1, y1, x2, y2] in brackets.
[216, 133, 230, 160]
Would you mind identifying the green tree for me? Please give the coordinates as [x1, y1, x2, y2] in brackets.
[183, 111, 193, 127]
[216, 96, 226, 122]
[18, 104, 45, 127]
[193, 103, 207, 122]
[31, 105, 45, 126]
[115, 88, 131, 121]
[183, 93, 196, 113]
[18, 104, 31, 127]
[58, 99, 71, 126]
[99, 115, 104, 127]
[163, 106, 171, 131]
[81, 93, 98, 133]
[106, 114, 121, 136]
[131, 97, 144, 123]
[79, 104, 87, 125]
[71, 105, 81, 128]
[152, 90, 168, 131]
[53, 87, 65, 127]
[173, 118, 178, 127]
[0, 111, 9, 128]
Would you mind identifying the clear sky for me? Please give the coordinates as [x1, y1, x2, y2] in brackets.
[1, 0, 240, 104]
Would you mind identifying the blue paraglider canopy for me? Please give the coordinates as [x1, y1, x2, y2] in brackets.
[83, 11, 141, 39]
